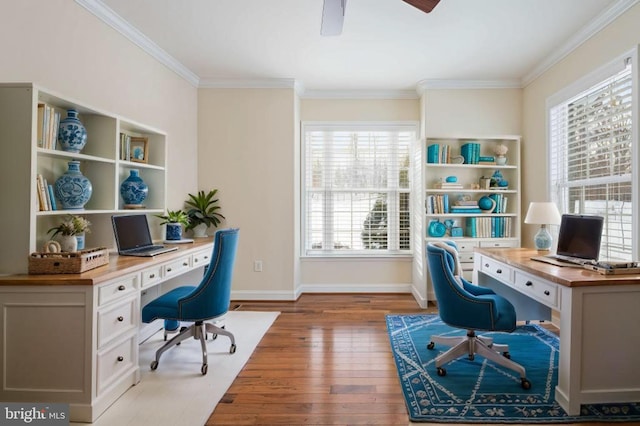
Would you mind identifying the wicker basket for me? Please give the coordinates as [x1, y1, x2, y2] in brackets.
[28, 247, 109, 274]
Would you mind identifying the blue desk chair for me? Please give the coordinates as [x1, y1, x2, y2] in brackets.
[426, 241, 530, 389]
[142, 228, 239, 375]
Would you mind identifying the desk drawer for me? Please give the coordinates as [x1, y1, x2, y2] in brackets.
[456, 240, 479, 253]
[480, 256, 514, 284]
[459, 252, 475, 263]
[514, 270, 558, 309]
[98, 275, 137, 307]
[164, 256, 191, 278]
[96, 336, 136, 395]
[193, 250, 211, 268]
[479, 240, 519, 248]
[141, 266, 162, 288]
[97, 297, 137, 348]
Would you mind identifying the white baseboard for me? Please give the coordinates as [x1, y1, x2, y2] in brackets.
[231, 283, 413, 302]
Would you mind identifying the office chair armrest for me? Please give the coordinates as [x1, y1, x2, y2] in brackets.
[461, 280, 495, 296]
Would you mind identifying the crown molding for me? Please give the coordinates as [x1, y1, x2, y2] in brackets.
[300, 90, 419, 99]
[75, 0, 200, 87]
[521, 0, 640, 87]
[199, 78, 299, 89]
[416, 79, 522, 93]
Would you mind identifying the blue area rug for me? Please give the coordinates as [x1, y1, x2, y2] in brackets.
[386, 314, 640, 423]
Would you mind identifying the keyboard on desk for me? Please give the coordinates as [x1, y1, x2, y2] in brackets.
[120, 245, 178, 257]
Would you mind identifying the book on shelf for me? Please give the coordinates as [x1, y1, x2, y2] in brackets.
[460, 142, 481, 164]
[433, 182, 464, 189]
[36, 174, 48, 211]
[47, 184, 57, 211]
[37, 103, 60, 150]
[120, 133, 132, 161]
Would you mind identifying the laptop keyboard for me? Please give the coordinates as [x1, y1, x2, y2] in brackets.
[127, 245, 165, 253]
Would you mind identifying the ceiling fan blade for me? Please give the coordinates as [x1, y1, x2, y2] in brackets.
[321, 0, 347, 36]
[402, 0, 440, 14]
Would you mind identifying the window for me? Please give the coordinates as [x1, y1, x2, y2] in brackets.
[548, 53, 635, 261]
[302, 122, 416, 256]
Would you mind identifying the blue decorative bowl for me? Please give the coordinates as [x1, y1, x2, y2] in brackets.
[445, 176, 457, 183]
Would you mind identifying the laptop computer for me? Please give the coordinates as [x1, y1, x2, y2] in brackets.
[531, 214, 604, 267]
[112, 214, 179, 257]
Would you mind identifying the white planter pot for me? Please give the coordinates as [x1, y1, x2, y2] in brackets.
[192, 223, 209, 238]
[59, 235, 78, 252]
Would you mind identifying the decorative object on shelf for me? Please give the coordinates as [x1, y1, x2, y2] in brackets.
[490, 169, 504, 187]
[156, 209, 189, 241]
[494, 144, 508, 165]
[451, 227, 464, 237]
[184, 189, 225, 238]
[129, 137, 149, 163]
[54, 160, 92, 209]
[428, 220, 446, 238]
[479, 176, 491, 190]
[524, 202, 561, 250]
[48, 215, 91, 252]
[478, 195, 497, 213]
[450, 155, 465, 164]
[120, 169, 148, 208]
[445, 176, 457, 183]
[58, 109, 87, 153]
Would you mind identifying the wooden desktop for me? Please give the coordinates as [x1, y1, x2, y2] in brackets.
[474, 247, 640, 415]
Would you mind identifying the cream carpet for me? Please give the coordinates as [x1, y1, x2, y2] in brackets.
[75, 311, 279, 426]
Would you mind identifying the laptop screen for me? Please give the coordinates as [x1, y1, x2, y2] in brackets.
[112, 214, 154, 251]
[556, 214, 604, 260]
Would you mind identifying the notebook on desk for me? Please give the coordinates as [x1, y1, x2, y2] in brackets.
[112, 214, 178, 257]
[531, 214, 604, 267]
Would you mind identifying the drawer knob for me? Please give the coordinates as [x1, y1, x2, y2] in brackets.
[167, 268, 172, 272]
[496, 269, 502, 274]
[118, 285, 126, 291]
[117, 356, 124, 362]
[149, 273, 155, 278]
[484, 263, 489, 268]
[117, 316, 124, 322]
[183, 262, 188, 266]
[204, 256, 209, 259]
[526, 281, 533, 287]
[194, 259, 198, 263]
[544, 290, 550, 296]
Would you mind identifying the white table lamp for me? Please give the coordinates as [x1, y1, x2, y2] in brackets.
[524, 202, 561, 250]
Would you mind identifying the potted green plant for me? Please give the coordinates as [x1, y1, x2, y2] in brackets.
[48, 215, 91, 252]
[184, 189, 225, 238]
[155, 209, 189, 241]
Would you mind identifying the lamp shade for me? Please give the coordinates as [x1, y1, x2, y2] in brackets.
[524, 202, 561, 225]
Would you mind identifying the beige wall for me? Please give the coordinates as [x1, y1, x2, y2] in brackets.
[522, 3, 640, 247]
[0, 0, 198, 210]
[198, 89, 297, 299]
[299, 98, 419, 294]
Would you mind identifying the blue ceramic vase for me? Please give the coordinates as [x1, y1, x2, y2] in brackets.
[58, 109, 87, 153]
[54, 161, 92, 209]
[120, 169, 148, 206]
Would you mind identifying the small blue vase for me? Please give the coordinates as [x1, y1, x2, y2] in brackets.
[165, 223, 182, 241]
[120, 169, 148, 206]
[58, 109, 87, 153]
[54, 161, 92, 209]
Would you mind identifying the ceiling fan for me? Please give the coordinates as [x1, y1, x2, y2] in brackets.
[321, 0, 441, 36]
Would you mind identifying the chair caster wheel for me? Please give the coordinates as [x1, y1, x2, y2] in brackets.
[468, 354, 475, 361]
[521, 378, 531, 390]
[150, 360, 158, 371]
[230, 344, 237, 354]
[427, 342, 435, 350]
[437, 367, 446, 377]
[503, 352, 511, 359]
[201, 364, 208, 375]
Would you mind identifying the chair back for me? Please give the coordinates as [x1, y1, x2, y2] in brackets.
[179, 228, 239, 320]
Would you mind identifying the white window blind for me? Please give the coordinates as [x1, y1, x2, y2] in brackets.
[549, 58, 633, 261]
[302, 123, 416, 256]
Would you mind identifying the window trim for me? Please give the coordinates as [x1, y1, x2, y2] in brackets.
[300, 121, 419, 258]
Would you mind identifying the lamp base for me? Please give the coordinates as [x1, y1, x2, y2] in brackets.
[534, 225, 552, 250]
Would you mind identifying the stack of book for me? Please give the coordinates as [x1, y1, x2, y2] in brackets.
[460, 142, 481, 164]
[433, 181, 464, 190]
[465, 216, 512, 238]
[37, 103, 61, 150]
[36, 174, 57, 211]
[425, 194, 450, 214]
[427, 143, 451, 164]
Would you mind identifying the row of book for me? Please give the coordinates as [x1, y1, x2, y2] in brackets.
[427, 194, 510, 215]
[119, 133, 134, 161]
[465, 216, 513, 238]
[461, 142, 497, 165]
[36, 174, 58, 211]
[37, 103, 61, 150]
[427, 144, 452, 164]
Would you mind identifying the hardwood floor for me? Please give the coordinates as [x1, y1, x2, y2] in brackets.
[206, 293, 638, 426]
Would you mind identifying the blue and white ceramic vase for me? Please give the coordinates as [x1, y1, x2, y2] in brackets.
[120, 169, 148, 206]
[58, 109, 87, 153]
[54, 161, 92, 209]
[165, 223, 182, 241]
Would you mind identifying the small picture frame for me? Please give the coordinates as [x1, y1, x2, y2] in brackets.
[129, 137, 148, 163]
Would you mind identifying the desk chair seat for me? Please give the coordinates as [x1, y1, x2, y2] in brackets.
[142, 228, 239, 375]
[426, 241, 530, 389]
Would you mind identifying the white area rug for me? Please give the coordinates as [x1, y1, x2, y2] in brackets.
[76, 311, 279, 426]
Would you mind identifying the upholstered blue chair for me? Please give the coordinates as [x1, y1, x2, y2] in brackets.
[142, 228, 239, 375]
[426, 241, 530, 389]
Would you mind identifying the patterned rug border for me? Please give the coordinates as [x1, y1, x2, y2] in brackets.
[387, 314, 640, 423]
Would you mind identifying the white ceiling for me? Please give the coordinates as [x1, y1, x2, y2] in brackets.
[88, 0, 634, 94]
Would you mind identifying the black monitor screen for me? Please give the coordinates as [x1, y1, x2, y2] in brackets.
[112, 214, 153, 250]
[556, 214, 604, 260]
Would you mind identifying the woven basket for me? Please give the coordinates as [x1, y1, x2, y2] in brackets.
[28, 247, 109, 274]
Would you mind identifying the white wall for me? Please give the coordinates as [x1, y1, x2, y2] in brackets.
[0, 0, 198, 211]
[522, 3, 640, 247]
[197, 88, 298, 300]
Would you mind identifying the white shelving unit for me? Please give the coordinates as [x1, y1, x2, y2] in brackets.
[422, 135, 521, 291]
[0, 83, 167, 275]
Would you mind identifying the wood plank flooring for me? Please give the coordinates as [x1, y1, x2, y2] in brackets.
[206, 293, 639, 426]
